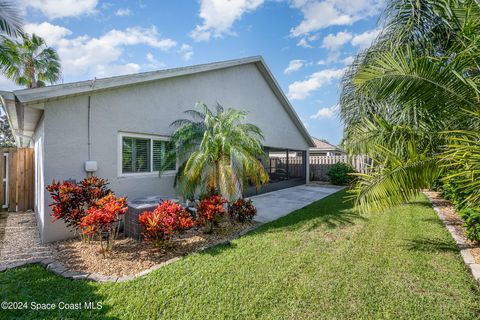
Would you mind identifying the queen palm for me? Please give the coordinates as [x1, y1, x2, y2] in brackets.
[340, 0, 480, 211]
[0, 33, 61, 88]
[162, 103, 269, 201]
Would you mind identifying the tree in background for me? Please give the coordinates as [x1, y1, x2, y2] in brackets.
[340, 0, 480, 211]
[163, 103, 269, 201]
[0, 1, 22, 38]
[0, 33, 61, 88]
[0, 113, 14, 147]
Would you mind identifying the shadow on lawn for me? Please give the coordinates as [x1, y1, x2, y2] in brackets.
[405, 238, 459, 253]
[199, 190, 363, 256]
[420, 217, 447, 227]
[261, 192, 366, 233]
[0, 264, 117, 320]
[405, 200, 435, 209]
[201, 241, 238, 256]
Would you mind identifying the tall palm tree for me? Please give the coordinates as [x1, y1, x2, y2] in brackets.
[0, 33, 61, 88]
[162, 103, 269, 201]
[0, 1, 22, 37]
[340, 0, 480, 211]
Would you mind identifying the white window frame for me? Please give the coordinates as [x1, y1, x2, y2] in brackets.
[117, 132, 177, 178]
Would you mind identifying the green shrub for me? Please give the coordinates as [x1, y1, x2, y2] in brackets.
[326, 162, 356, 185]
[459, 208, 480, 243]
[441, 176, 471, 211]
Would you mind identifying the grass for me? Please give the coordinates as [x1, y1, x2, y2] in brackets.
[1, 190, 479, 319]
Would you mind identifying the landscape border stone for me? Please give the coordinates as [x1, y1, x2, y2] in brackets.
[424, 192, 480, 285]
[0, 222, 264, 282]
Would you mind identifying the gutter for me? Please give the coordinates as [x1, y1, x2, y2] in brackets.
[0, 92, 30, 147]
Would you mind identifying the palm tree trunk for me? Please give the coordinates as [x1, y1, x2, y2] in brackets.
[26, 59, 36, 88]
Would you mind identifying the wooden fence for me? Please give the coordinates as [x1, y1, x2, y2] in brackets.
[309, 155, 370, 181]
[0, 148, 34, 212]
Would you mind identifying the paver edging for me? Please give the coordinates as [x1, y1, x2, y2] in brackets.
[424, 192, 480, 285]
[0, 222, 264, 282]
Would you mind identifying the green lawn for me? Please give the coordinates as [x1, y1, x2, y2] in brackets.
[1, 190, 479, 319]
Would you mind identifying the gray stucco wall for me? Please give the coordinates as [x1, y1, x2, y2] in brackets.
[39, 63, 310, 242]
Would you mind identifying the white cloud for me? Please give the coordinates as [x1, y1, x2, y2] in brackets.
[296, 33, 320, 48]
[145, 52, 165, 69]
[94, 63, 141, 78]
[24, 22, 177, 78]
[287, 68, 344, 100]
[290, 0, 383, 37]
[341, 55, 355, 65]
[321, 31, 352, 51]
[21, 0, 99, 19]
[115, 8, 131, 16]
[351, 28, 381, 49]
[284, 59, 305, 74]
[310, 104, 339, 119]
[190, 0, 264, 41]
[317, 51, 341, 65]
[24, 22, 72, 46]
[0, 76, 21, 91]
[297, 38, 312, 48]
[179, 44, 194, 61]
[300, 117, 310, 129]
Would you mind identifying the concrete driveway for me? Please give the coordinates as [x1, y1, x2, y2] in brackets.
[251, 184, 345, 223]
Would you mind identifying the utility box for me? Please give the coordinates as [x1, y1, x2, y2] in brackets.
[85, 160, 97, 172]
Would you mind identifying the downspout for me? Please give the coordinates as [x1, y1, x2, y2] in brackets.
[86, 77, 96, 178]
[15, 96, 26, 147]
[87, 95, 91, 161]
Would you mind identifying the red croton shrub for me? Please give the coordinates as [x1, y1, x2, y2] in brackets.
[197, 195, 227, 232]
[228, 198, 257, 222]
[46, 176, 111, 230]
[79, 194, 128, 256]
[138, 200, 194, 247]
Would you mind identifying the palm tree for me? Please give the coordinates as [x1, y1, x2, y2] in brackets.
[0, 33, 61, 88]
[162, 103, 269, 201]
[340, 0, 480, 211]
[0, 1, 22, 37]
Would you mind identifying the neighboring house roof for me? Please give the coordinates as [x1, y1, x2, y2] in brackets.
[311, 137, 338, 150]
[310, 137, 345, 153]
[0, 56, 315, 148]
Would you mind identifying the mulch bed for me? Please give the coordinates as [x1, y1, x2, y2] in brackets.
[424, 191, 480, 263]
[50, 220, 258, 277]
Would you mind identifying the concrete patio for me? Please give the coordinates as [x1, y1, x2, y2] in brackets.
[251, 184, 345, 223]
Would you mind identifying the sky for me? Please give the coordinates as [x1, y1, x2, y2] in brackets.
[3, 0, 385, 144]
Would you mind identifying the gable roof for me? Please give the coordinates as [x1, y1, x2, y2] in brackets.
[1, 56, 315, 148]
[311, 137, 341, 150]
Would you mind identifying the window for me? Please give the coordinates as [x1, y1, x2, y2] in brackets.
[153, 140, 176, 171]
[120, 134, 176, 175]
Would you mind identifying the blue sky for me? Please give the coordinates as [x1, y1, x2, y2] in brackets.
[5, 0, 385, 144]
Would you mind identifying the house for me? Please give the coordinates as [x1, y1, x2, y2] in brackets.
[309, 137, 346, 156]
[0, 56, 314, 243]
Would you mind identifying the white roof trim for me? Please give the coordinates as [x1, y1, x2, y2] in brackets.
[0, 56, 315, 147]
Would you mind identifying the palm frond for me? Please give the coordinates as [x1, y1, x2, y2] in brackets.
[0, 1, 22, 37]
[352, 144, 442, 213]
[162, 102, 268, 201]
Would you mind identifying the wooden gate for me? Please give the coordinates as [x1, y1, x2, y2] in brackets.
[0, 148, 34, 212]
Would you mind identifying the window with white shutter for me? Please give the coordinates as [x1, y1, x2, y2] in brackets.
[120, 133, 176, 175]
[153, 140, 175, 171]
